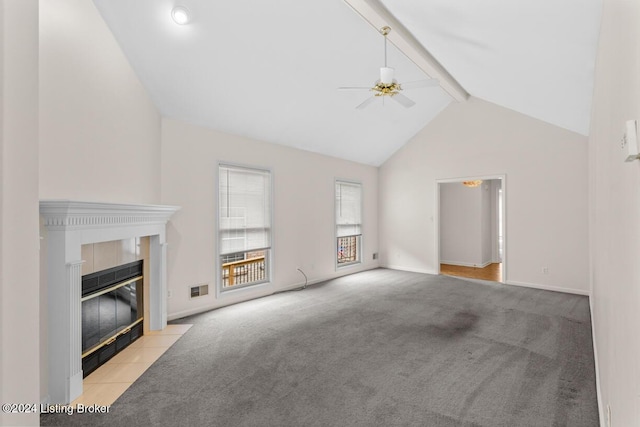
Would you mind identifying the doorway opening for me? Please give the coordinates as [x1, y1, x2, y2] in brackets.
[436, 176, 506, 283]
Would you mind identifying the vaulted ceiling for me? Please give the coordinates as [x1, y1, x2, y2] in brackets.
[93, 0, 602, 166]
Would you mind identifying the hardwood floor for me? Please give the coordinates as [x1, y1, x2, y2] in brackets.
[440, 263, 502, 282]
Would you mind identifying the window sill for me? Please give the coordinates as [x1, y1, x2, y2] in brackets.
[336, 261, 361, 269]
[217, 280, 272, 299]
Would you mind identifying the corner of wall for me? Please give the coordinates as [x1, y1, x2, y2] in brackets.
[1, 1, 40, 425]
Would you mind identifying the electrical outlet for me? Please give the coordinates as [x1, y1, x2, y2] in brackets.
[542, 267, 549, 274]
[167, 290, 172, 298]
[373, 252, 379, 260]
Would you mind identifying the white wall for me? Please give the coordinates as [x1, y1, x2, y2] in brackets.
[490, 180, 502, 262]
[38, 0, 162, 406]
[39, 0, 161, 204]
[588, 0, 640, 424]
[380, 97, 589, 294]
[440, 182, 484, 266]
[161, 118, 379, 319]
[1, 1, 5, 415]
[480, 181, 492, 264]
[0, 1, 40, 426]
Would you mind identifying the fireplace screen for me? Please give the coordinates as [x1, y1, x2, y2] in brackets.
[82, 278, 142, 353]
[81, 260, 144, 376]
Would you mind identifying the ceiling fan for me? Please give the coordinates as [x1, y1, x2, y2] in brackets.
[339, 26, 439, 109]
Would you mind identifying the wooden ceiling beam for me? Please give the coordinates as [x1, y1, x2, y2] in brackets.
[343, 0, 469, 102]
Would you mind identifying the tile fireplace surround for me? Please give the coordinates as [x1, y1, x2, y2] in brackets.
[40, 200, 180, 405]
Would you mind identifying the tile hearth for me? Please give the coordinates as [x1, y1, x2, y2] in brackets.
[71, 324, 192, 407]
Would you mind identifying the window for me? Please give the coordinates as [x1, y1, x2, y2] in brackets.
[218, 164, 271, 291]
[336, 180, 362, 266]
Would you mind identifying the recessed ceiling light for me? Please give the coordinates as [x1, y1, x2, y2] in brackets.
[171, 6, 190, 25]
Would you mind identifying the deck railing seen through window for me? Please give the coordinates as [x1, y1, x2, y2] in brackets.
[221, 252, 266, 288]
[337, 236, 358, 264]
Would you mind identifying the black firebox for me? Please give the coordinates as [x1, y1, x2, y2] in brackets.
[81, 260, 144, 377]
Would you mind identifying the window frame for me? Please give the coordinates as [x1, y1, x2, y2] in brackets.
[335, 179, 363, 269]
[216, 162, 274, 297]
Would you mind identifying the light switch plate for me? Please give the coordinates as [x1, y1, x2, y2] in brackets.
[623, 120, 639, 162]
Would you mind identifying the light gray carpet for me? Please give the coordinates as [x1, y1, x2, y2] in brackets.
[42, 268, 599, 426]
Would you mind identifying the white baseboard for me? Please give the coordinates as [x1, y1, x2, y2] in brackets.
[440, 260, 492, 268]
[167, 265, 379, 322]
[166, 266, 602, 427]
[505, 280, 590, 296]
[369, 267, 590, 297]
[381, 264, 438, 275]
[589, 296, 605, 427]
[168, 281, 312, 322]
[167, 295, 271, 321]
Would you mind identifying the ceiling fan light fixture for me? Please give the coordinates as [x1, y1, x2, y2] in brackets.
[338, 24, 430, 109]
[463, 180, 483, 188]
[380, 67, 395, 85]
[171, 6, 190, 25]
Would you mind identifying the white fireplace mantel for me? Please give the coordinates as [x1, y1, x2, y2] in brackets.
[40, 200, 180, 404]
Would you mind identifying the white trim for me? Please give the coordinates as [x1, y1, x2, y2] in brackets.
[382, 264, 438, 275]
[505, 280, 590, 296]
[440, 260, 492, 268]
[383, 265, 590, 297]
[169, 279, 308, 321]
[40, 200, 180, 404]
[342, 0, 468, 102]
[168, 289, 273, 320]
[589, 296, 605, 427]
[337, 259, 363, 269]
[334, 178, 363, 270]
[39, 200, 179, 231]
[216, 279, 273, 299]
[435, 174, 507, 282]
[215, 162, 274, 298]
[169, 266, 379, 321]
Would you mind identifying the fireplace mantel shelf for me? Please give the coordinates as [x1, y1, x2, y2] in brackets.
[40, 200, 180, 229]
[40, 200, 180, 405]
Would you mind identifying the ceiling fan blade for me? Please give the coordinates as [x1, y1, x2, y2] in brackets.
[356, 96, 377, 110]
[400, 79, 440, 90]
[391, 93, 416, 108]
[338, 86, 372, 91]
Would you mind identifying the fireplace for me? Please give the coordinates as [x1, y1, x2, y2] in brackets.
[81, 260, 144, 377]
[40, 201, 180, 404]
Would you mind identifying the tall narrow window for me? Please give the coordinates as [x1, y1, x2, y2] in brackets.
[336, 180, 362, 267]
[218, 164, 271, 291]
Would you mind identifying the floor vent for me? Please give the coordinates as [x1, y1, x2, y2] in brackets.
[190, 284, 209, 298]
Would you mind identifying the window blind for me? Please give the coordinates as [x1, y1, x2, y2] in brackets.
[336, 181, 362, 237]
[219, 165, 271, 255]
